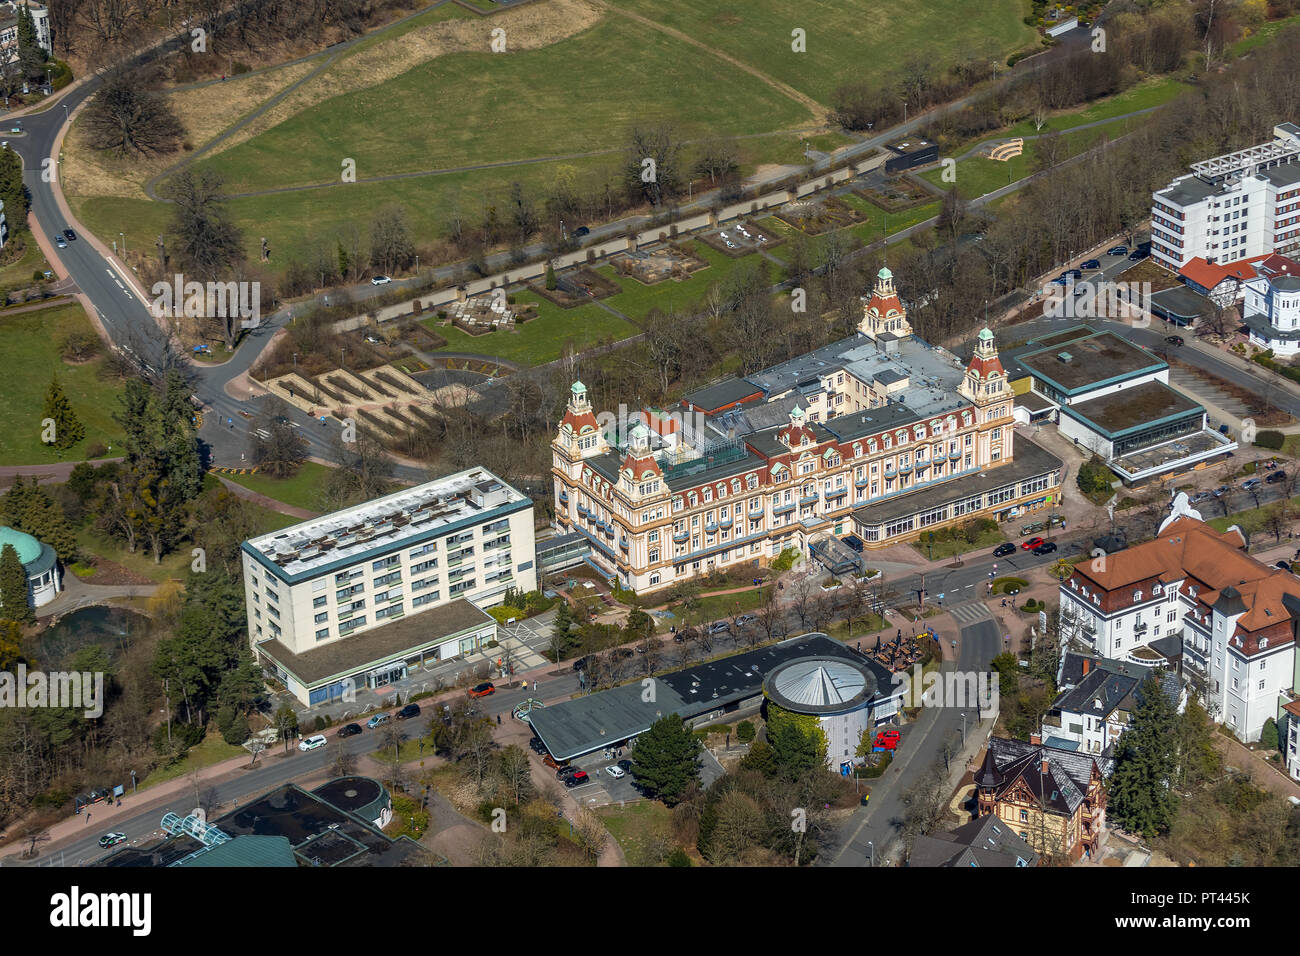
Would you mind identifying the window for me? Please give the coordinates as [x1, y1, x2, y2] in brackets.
[313, 595, 327, 609]
[314, 612, 328, 624]
[316, 628, 330, 640]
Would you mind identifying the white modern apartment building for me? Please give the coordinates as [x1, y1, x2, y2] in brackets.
[242, 468, 536, 705]
[0, 1, 51, 64]
[1150, 122, 1300, 270]
[1059, 499, 1300, 743]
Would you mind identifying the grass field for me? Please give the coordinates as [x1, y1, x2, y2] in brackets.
[617, 0, 1036, 106]
[193, 15, 810, 195]
[596, 242, 754, 321]
[426, 288, 639, 366]
[597, 801, 678, 866]
[220, 461, 335, 512]
[0, 302, 126, 465]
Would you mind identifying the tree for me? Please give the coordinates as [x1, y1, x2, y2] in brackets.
[545, 262, 557, 291]
[369, 205, 416, 276]
[631, 713, 702, 806]
[83, 68, 184, 158]
[15, 2, 47, 83]
[0, 543, 31, 625]
[766, 704, 826, 779]
[160, 170, 246, 344]
[41, 376, 84, 451]
[322, 432, 394, 510]
[624, 125, 683, 206]
[248, 401, 307, 478]
[1108, 674, 1180, 838]
[0, 146, 27, 227]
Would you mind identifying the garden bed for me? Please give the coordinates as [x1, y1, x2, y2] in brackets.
[530, 267, 622, 307]
[855, 177, 937, 211]
[771, 195, 867, 235]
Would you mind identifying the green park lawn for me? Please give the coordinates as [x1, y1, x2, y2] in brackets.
[426, 289, 638, 366]
[598, 242, 753, 321]
[0, 301, 126, 466]
[192, 16, 809, 195]
[618, 0, 1036, 106]
[220, 461, 336, 513]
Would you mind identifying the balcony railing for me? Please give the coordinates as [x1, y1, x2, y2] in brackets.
[673, 530, 689, 544]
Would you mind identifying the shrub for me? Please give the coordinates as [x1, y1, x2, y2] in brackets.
[667, 848, 692, 867]
[770, 548, 799, 573]
[736, 720, 756, 743]
[1076, 454, 1115, 495]
[489, 605, 526, 624]
[1255, 430, 1284, 450]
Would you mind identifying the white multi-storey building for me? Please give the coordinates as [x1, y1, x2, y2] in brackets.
[1241, 254, 1300, 356]
[242, 468, 536, 705]
[1150, 122, 1300, 270]
[1059, 500, 1300, 743]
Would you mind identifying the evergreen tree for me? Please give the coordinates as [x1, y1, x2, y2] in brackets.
[766, 704, 826, 780]
[0, 475, 35, 527]
[630, 713, 702, 806]
[0, 147, 27, 227]
[545, 262, 557, 291]
[0, 543, 32, 625]
[17, 488, 76, 561]
[1107, 674, 1180, 837]
[15, 2, 46, 85]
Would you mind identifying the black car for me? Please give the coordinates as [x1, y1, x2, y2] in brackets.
[572, 655, 588, 671]
[1081, 259, 1101, 270]
[63, 228, 76, 241]
[1033, 541, 1058, 556]
[617, 759, 633, 774]
[396, 703, 421, 720]
[556, 765, 577, 780]
[573, 226, 590, 237]
[337, 722, 363, 738]
[1267, 470, 1288, 483]
[1277, 560, 1293, 571]
[1165, 335, 1184, 346]
[529, 737, 547, 754]
[1127, 249, 1145, 261]
[993, 542, 1016, 557]
[672, 631, 687, 643]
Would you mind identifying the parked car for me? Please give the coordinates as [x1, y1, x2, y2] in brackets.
[370, 275, 391, 285]
[1190, 491, 1212, 503]
[873, 730, 901, 751]
[1165, 335, 1185, 346]
[63, 228, 76, 241]
[1066, 268, 1082, 279]
[366, 713, 390, 728]
[1277, 560, 1294, 571]
[572, 656, 588, 671]
[542, 753, 563, 770]
[735, 614, 756, 627]
[98, 832, 127, 849]
[396, 703, 422, 720]
[1213, 485, 1231, 497]
[1021, 536, 1045, 551]
[1107, 245, 1128, 256]
[708, 621, 730, 634]
[573, 226, 590, 237]
[337, 723, 363, 738]
[993, 542, 1017, 557]
[617, 759, 633, 774]
[1243, 478, 1263, 491]
[298, 734, 328, 751]
[605, 765, 625, 779]
[468, 681, 495, 698]
[1020, 522, 1045, 536]
[1128, 249, 1146, 261]
[1081, 259, 1101, 270]
[1267, 470, 1288, 484]
[1033, 541, 1058, 555]
[556, 765, 577, 780]
[529, 737, 547, 754]
[564, 771, 590, 788]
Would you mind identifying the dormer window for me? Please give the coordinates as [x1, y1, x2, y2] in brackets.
[1133, 590, 1143, 602]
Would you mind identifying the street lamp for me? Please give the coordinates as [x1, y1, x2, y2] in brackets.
[120, 232, 125, 256]
[292, 352, 298, 367]
[867, 840, 874, 867]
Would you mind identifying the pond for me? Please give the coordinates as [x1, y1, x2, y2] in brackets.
[35, 605, 153, 667]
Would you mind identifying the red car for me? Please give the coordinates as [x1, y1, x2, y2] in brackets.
[468, 681, 495, 698]
[874, 731, 901, 750]
[1021, 536, 1044, 551]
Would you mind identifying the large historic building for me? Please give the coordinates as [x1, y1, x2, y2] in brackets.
[551, 268, 1063, 594]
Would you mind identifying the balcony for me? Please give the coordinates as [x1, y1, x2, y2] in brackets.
[558, 490, 568, 503]
[773, 502, 795, 516]
[799, 492, 820, 505]
[883, 468, 896, 479]
[855, 477, 869, 488]
[673, 530, 689, 544]
[748, 504, 764, 517]
[704, 520, 719, 533]
[620, 537, 629, 551]
[719, 516, 734, 530]
[577, 503, 589, 517]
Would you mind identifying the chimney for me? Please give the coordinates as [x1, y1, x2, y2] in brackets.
[1041, 758, 1050, 775]
[1082, 659, 1091, 676]
[1029, 733, 1042, 746]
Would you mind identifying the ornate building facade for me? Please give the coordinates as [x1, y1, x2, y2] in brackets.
[551, 268, 1063, 594]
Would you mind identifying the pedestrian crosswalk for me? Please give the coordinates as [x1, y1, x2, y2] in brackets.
[947, 601, 994, 625]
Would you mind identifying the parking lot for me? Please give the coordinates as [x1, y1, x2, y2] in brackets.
[714, 221, 771, 251]
[530, 732, 728, 807]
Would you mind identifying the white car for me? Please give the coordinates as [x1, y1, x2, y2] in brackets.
[605, 765, 625, 779]
[720, 231, 730, 240]
[756, 234, 767, 243]
[370, 275, 391, 285]
[298, 734, 327, 751]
